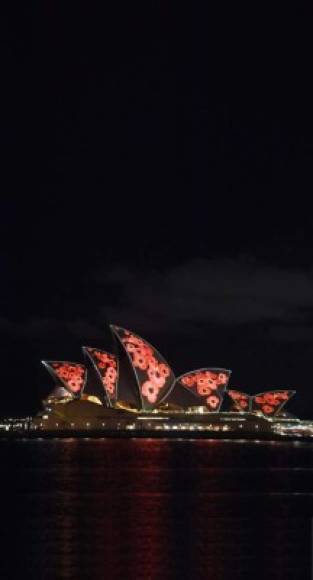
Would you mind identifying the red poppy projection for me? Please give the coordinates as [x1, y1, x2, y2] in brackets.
[228, 389, 251, 412]
[83, 347, 118, 405]
[251, 390, 295, 417]
[228, 389, 295, 416]
[42, 361, 87, 396]
[177, 369, 231, 411]
[41, 325, 297, 418]
[110, 325, 175, 410]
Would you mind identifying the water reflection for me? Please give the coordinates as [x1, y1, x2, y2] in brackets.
[1, 438, 313, 579]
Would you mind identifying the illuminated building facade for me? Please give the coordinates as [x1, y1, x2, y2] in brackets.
[4, 323, 311, 438]
[39, 325, 296, 420]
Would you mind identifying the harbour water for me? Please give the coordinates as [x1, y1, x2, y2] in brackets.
[1, 438, 313, 579]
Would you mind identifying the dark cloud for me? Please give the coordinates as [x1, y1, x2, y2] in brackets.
[101, 259, 313, 339]
[0, 317, 106, 340]
[269, 325, 313, 342]
[2, 258, 313, 344]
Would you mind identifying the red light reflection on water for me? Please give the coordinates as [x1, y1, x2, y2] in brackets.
[3, 438, 312, 579]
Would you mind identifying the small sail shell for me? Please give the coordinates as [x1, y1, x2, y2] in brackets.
[42, 361, 87, 397]
[110, 325, 175, 410]
[228, 389, 251, 412]
[83, 347, 118, 406]
[251, 390, 296, 417]
[177, 368, 231, 411]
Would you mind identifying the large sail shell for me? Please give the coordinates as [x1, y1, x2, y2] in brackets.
[110, 325, 175, 410]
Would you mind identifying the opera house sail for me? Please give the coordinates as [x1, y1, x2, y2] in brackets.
[228, 389, 296, 416]
[41, 361, 87, 397]
[110, 325, 175, 410]
[1, 324, 313, 440]
[176, 368, 231, 411]
[82, 347, 119, 406]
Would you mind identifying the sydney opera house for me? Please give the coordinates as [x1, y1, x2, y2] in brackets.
[2, 324, 313, 439]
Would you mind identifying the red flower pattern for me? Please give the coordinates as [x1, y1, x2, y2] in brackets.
[262, 404, 274, 414]
[198, 385, 212, 396]
[228, 389, 294, 416]
[179, 369, 231, 411]
[252, 390, 294, 416]
[85, 348, 118, 401]
[119, 330, 173, 405]
[228, 390, 251, 411]
[181, 375, 196, 387]
[206, 395, 219, 409]
[142, 381, 159, 404]
[255, 396, 265, 404]
[51, 362, 86, 394]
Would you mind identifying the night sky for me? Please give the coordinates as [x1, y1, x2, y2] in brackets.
[1, 3, 313, 417]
